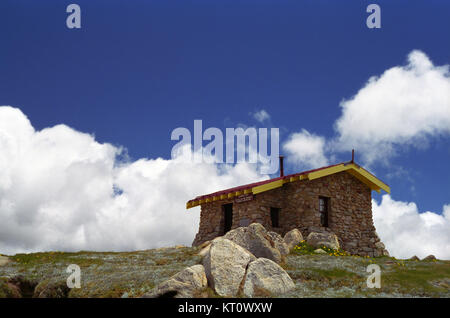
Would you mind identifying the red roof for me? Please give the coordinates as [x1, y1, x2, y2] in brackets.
[187, 161, 346, 204]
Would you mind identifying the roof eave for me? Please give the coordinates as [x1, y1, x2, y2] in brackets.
[186, 162, 390, 209]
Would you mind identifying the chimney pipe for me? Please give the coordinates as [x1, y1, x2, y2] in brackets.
[279, 155, 284, 177]
[351, 149, 354, 163]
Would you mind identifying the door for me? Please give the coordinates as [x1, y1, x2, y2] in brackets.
[223, 203, 233, 234]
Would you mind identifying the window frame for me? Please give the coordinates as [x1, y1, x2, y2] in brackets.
[319, 196, 329, 227]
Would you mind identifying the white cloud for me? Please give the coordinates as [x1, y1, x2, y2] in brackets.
[252, 109, 271, 123]
[444, 204, 450, 220]
[373, 195, 450, 260]
[276, 50, 450, 260]
[0, 106, 266, 255]
[282, 129, 329, 169]
[333, 50, 450, 165]
[2, 50, 449, 261]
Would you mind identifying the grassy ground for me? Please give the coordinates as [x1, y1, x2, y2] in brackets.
[0, 247, 201, 298]
[282, 254, 450, 297]
[0, 245, 449, 298]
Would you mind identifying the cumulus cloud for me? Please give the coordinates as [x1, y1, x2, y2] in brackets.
[334, 50, 450, 165]
[282, 129, 329, 169]
[0, 106, 266, 255]
[373, 195, 450, 260]
[251, 109, 271, 123]
[279, 50, 450, 259]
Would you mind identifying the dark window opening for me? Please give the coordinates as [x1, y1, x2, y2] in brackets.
[270, 207, 280, 228]
[223, 203, 233, 234]
[319, 197, 329, 227]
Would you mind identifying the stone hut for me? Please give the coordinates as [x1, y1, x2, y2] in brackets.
[186, 157, 390, 256]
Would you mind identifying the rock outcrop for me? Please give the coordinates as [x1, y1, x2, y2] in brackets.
[143, 264, 208, 298]
[283, 229, 303, 251]
[242, 258, 295, 297]
[203, 238, 256, 297]
[267, 231, 290, 256]
[223, 223, 282, 263]
[197, 242, 212, 258]
[306, 232, 340, 250]
[148, 224, 299, 298]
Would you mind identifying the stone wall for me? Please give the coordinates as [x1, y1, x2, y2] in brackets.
[192, 171, 382, 256]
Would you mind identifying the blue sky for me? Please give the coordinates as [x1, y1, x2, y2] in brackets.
[0, 1, 449, 256]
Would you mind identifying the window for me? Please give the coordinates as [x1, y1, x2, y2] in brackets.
[270, 207, 280, 228]
[319, 197, 329, 227]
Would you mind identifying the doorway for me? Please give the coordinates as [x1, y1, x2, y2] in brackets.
[223, 203, 233, 234]
[270, 207, 280, 228]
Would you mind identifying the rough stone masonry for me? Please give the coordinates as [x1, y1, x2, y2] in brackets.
[191, 170, 385, 257]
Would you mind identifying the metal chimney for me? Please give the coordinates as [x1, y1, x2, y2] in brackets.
[279, 155, 284, 177]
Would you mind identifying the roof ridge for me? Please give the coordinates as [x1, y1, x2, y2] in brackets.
[188, 161, 347, 203]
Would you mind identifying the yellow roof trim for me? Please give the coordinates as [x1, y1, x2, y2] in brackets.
[186, 162, 390, 209]
[307, 164, 351, 180]
[252, 179, 284, 194]
[346, 164, 390, 193]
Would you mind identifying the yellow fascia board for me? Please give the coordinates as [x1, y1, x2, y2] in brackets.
[299, 174, 308, 180]
[289, 175, 299, 182]
[186, 162, 390, 209]
[307, 163, 390, 194]
[307, 164, 351, 180]
[348, 165, 390, 193]
[347, 169, 380, 192]
[252, 179, 284, 195]
[186, 201, 200, 209]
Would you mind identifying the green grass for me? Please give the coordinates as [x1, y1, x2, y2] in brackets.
[1, 246, 449, 298]
[311, 267, 359, 279]
[291, 241, 350, 257]
[0, 247, 203, 298]
[0, 277, 16, 298]
[382, 262, 450, 296]
[11, 251, 104, 268]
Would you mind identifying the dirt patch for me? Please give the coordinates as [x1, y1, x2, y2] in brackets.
[4, 275, 39, 298]
[0, 256, 10, 266]
[34, 280, 70, 298]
